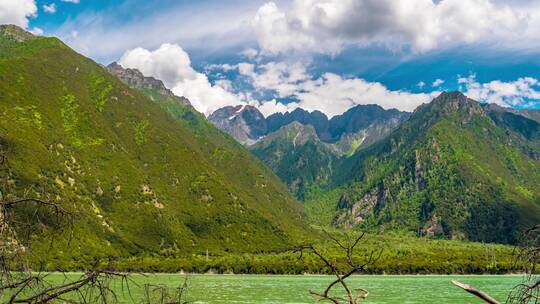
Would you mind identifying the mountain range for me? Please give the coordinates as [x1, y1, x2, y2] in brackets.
[209, 89, 540, 244]
[1, 24, 539, 253]
[209, 104, 409, 152]
[209, 103, 410, 199]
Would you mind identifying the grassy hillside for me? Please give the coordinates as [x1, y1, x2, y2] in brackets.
[0, 25, 309, 267]
[320, 92, 540, 244]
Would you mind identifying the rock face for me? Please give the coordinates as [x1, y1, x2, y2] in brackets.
[328, 105, 409, 141]
[0, 25, 35, 42]
[208, 105, 267, 145]
[106, 62, 191, 106]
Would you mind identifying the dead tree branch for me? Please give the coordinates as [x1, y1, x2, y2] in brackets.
[452, 280, 500, 304]
[452, 225, 539, 304]
[294, 230, 382, 304]
[506, 225, 540, 304]
[142, 276, 192, 304]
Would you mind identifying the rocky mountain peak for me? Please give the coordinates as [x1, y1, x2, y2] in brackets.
[107, 62, 170, 96]
[269, 121, 320, 146]
[409, 92, 485, 129]
[0, 25, 35, 42]
[106, 62, 191, 107]
[242, 105, 266, 119]
[329, 104, 410, 141]
[429, 91, 484, 115]
[208, 105, 267, 145]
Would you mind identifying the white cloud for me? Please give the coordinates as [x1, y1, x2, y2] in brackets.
[117, 45, 540, 119]
[119, 43, 248, 116]
[238, 60, 310, 97]
[241, 48, 259, 58]
[0, 0, 37, 29]
[211, 59, 440, 116]
[459, 74, 540, 107]
[258, 99, 300, 117]
[205, 63, 236, 72]
[61, 0, 80, 3]
[43, 3, 56, 14]
[432, 79, 445, 87]
[417, 81, 426, 89]
[293, 73, 439, 116]
[252, 0, 531, 55]
[55, 1, 260, 63]
[30, 27, 43, 35]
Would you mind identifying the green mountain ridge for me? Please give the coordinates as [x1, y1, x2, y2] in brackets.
[251, 122, 339, 200]
[321, 92, 540, 244]
[0, 25, 308, 265]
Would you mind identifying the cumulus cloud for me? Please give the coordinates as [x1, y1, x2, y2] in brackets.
[43, 3, 56, 14]
[258, 99, 300, 117]
[30, 27, 44, 35]
[217, 60, 438, 116]
[0, 0, 37, 29]
[293, 73, 439, 116]
[459, 74, 540, 108]
[119, 44, 248, 115]
[432, 79, 445, 87]
[117, 45, 540, 119]
[61, 0, 80, 3]
[241, 48, 259, 59]
[238, 61, 310, 97]
[252, 0, 530, 54]
[116, 44, 540, 119]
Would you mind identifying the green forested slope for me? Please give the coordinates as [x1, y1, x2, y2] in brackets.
[0, 25, 308, 266]
[250, 122, 339, 200]
[322, 92, 540, 244]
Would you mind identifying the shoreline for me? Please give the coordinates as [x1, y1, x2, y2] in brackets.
[40, 271, 530, 276]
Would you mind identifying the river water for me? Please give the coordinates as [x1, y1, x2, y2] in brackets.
[134, 274, 526, 303]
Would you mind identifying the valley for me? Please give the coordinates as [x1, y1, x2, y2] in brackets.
[0, 21, 538, 304]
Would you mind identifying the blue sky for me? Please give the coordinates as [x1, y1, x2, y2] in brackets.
[3, 0, 540, 116]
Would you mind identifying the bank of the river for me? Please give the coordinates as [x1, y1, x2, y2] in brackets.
[41, 233, 519, 274]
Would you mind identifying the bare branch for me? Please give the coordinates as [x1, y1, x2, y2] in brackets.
[452, 280, 500, 304]
[294, 231, 378, 304]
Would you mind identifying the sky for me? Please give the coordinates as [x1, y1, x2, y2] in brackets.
[2, 0, 540, 117]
